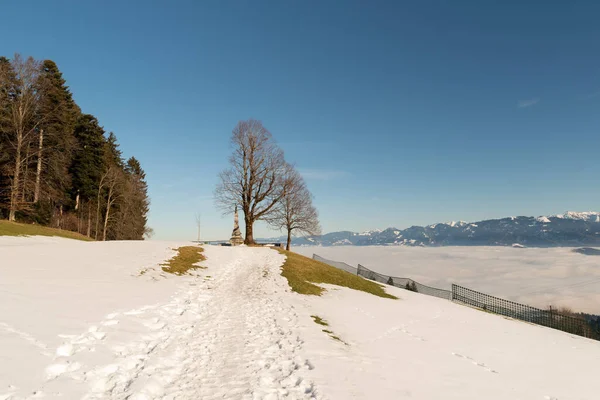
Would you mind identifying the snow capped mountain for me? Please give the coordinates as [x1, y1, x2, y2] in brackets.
[447, 221, 467, 227]
[288, 212, 600, 247]
[358, 229, 382, 236]
[551, 211, 600, 222]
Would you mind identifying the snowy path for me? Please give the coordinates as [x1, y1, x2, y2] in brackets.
[5, 238, 600, 399]
[2, 244, 316, 400]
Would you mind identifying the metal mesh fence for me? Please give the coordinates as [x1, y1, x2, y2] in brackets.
[357, 264, 452, 301]
[452, 284, 600, 340]
[312, 254, 357, 274]
[312, 253, 600, 341]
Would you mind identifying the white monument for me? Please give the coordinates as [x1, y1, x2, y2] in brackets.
[229, 206, 244, 246]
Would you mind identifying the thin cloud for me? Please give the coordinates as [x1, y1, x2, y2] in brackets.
[518, 98, 540, 108]
[299, 169, 348, 181]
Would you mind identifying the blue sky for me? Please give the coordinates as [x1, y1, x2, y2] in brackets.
[2, 1, 599, 240]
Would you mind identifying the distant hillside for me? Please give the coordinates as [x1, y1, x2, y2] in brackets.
[269, 211, 600, 247]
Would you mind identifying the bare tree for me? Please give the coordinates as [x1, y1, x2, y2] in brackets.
[0, 55, 42, 221]
[266, 167, 321, 250]
[214, 119, 289, 244]
[101, 166, 121, 241]
[33, 129, 43, 203]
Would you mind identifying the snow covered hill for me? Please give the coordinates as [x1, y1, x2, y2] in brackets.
[283, 211, 600, 247]
[1, 237, 600, 399]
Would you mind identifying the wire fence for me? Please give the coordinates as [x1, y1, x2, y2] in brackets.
[452, 284, 600, 340]
[313, 253, 600, 341]
[357, 264, 452, 300]
[312, 254, 357, 274]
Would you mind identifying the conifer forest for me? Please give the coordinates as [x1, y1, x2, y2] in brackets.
[0, 54, 151, 240]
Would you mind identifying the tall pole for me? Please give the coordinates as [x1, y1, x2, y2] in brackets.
[196, 212, 201, 243]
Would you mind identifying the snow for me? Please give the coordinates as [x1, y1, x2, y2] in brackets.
[0, 238, 315, 399]
[446, 221, 467, 227]
[296, 246, 600, 314]
[297, 284, 600, 399]
[536, 216, 551, 223]
[3, 236, 600, 399]
[551, 211, 600, 221]
[359, 229, 382, 236]
[332, 239, 352, 246]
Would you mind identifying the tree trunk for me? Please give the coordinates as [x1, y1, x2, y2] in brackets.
[103, 187, 113, 241]
[95, 199, 101, 240]
[286, 228, 292, 251]
[244, 215, 254, 245]
[34, 129, 43, 203]
[86, 202, 91, 237]
[22, 146, 29, 201]
[9, 141, 22, 221]
[75, 192, 80, 211]
[103, 203, 110, 241]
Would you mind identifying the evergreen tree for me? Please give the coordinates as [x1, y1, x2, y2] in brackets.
[124, 156, 150, 239]
[0, 54, 150, 239]
[0, 56, 17, 218]
[70, 114, 106, 203]
[33, 60, 81, 223]
[104, 132, 123, 168]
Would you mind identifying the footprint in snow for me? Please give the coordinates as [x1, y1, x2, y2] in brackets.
[452, 352, 498, 374]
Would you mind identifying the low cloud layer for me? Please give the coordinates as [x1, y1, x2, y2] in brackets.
[296, 246, 600, 314]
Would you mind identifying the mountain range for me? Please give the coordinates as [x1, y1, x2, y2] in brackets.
[270, 211, 600, 247]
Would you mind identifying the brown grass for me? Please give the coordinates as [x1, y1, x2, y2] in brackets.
[311, 315, 329, 326]
[278, 249, 397, 299]
[161, 246, 205, 275]
[0, 220, 93, 241]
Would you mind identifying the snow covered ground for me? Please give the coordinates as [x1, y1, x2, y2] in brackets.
[2, 237, 600, 399]
[295, 246, 600, 314]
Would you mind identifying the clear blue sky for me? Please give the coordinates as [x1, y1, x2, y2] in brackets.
[2, 1, 599, 240]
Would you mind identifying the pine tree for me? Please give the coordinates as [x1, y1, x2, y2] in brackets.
[1, 54, 150, 239]
[124, 157, 150, 240]
[105, 132, 123, 168]
[70, 113, 106, 235]
[33, 60, 80, 223]
[0, 56, 17, 218]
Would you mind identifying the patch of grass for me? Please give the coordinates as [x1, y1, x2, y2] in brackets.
[278, 249, 397, 299]
[330, 334, 346, 344]
[0, 220, 93, 241]
[161, 246, 205, 275]
[311, 315, 329, 326]
[321, 329, 347, 345]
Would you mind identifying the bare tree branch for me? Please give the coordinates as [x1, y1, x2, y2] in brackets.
[265, 166, 321, 250]
[214, 119, 288, 244]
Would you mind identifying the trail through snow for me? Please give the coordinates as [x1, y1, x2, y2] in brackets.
[4, 237, 600, 399]
[2, 244, 316, 400]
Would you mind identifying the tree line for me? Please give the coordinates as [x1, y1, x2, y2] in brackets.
[0, 54, 151, 240]
[215, 119, 320, 250]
